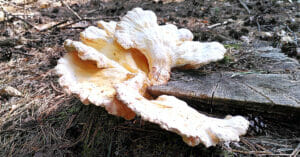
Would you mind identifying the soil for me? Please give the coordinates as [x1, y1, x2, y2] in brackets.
[0, 0, 299, 156]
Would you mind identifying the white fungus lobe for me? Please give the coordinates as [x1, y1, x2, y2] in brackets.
[55, 8, 249, 147]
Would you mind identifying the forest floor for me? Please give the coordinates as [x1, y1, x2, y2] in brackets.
[0, 0, 299, 156]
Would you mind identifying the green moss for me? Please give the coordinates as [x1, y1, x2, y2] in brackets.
[67, 104, 82, 114]
[219, 55, 234, 64]
[214, 7, 220, 14]
[224, 43, 241, 49]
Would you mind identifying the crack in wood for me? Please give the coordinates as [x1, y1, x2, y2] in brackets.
[210, 73, 222, 112]
[241, 82, 276, 104]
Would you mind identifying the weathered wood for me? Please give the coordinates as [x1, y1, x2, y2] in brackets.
[148, 47, 300, 122]
[148, 72, 300, 120]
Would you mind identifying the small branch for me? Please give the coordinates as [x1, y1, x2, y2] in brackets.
[13, 51, 34, 57]
[41, 16, 119, 32]
[62, 26, 86, 30]
[238, 0, 251, 14]
[290, 143, 300, 157]
[59, 17, 120, 29]
[40, 19, 69, 32]
[12, 15, 36, 28]
[255, 143, 273, 154]
[60, 0, 82, 20]
[241, 138, 258, 151]
[50, 82, 65, 94]
[207, 19, 233, 29]
[256, 18, 261, 32]
[207, 23, 221, 29]
[286, 25, 298, 47]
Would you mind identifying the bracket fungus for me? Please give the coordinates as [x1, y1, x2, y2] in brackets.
[55, 8, 249, 147]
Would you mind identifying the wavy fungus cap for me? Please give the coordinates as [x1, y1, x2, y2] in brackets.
[55, 7, 249, 147]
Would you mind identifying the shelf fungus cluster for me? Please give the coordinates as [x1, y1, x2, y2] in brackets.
[55, 8, 249, 147]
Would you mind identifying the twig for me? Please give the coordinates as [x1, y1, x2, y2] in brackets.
[41, 16, 119, 32]
[241, 138, 258, 151]
[286, 25, 298, 47]
[64, 115, 76, 133]
[238, 0, 251, 14]
[60, 0, 82, 20]
[87, 123, 101, 147]
[38, 95, 68, 120]
[13, 51, 34, 57]
[107, 131, 114, 157]
[256, 18, 261, 32]
[255, 143, 273, 154]
[207, 23, 221, 29]
[207, 19, 233, 29]
[40, 19, 69, 32]
[50, 82, 65, 94]
[31, 69, 54, 81]
[62, 27, 86, 30]
[61, 17, 120, 28]
[56, 19, 85, 29]
[290, 143, 300, 157]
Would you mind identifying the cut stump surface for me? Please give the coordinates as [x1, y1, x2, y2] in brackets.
[148, 47, 300, 122]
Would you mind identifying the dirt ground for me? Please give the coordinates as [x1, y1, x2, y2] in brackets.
[0, 0, 299, 156]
